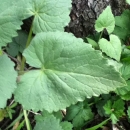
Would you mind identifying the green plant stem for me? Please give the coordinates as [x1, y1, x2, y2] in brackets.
[20, 20, 33, 71]
[23, 110, 31, 130]
[86, 118, 110, 130]
[98, 30, 103, 42]
[20, 19, 33, 130]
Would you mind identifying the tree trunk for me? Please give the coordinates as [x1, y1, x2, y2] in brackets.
[65, 0, 127, 38]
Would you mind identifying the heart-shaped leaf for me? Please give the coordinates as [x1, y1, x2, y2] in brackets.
[0, 55, 17, 108]
[95, 6, 115, 34]
[99, 34, 121, 61]
[14, 32, 125, 112]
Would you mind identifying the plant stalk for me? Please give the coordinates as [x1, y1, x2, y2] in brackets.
[98, 30, 103, 42]
[20, 20, 33, 71]
[23, 110, 31, 130]
[20, 18, 34, 130]
[86, 118, 110, 130]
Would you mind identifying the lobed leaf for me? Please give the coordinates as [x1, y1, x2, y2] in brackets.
[14, 32, 126, 112]
[25, 0, 71, 33]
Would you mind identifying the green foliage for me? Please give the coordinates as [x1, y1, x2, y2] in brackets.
[103, 99, 125, 124]
[34, 112, 73, 130]
[0, 1, 130, 129]
[65, 102, 93, 128]
[86, 38, 99, 49]
[99, 34, 121, 61]
[14, 31, 125, 112]
[95, 6, 115, 34]
[6, 31, 28, 57]
[60, 121, 73, 130]
[113, 10, 130, 40]
[25, 0, 71, 33]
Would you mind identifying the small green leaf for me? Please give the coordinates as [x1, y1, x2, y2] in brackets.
[0, 55, 17, 108]
[14, 32, 126, 112]
[120, 92, 130, 100]
[96, 100, 108, 117]
[99, 34, 121, 61]
[95, 6, 115, 34]
[60, 121, 73, 130]
[86, 38, 98, 49]
[103, 100, 113, 115]
[34, 115, 63, 130]
[72, 107, 93, 127]
[6, 31, 28, 57]
[65, 102, 83, 121]
[113, 10, 130, 40]
[66, 102, 93, 128]
[104, 99, 125, 124]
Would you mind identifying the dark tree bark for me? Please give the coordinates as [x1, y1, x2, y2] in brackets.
[65, 0, 127, 38]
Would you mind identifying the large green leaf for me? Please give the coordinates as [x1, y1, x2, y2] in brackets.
[0, 55, 17, 108]
[99, 34, 122, 61]
[14, 32, 126, 112]
[25, 0, 71, 34]
[0, 0, 29, 49]
[95, 6, 115, 34]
